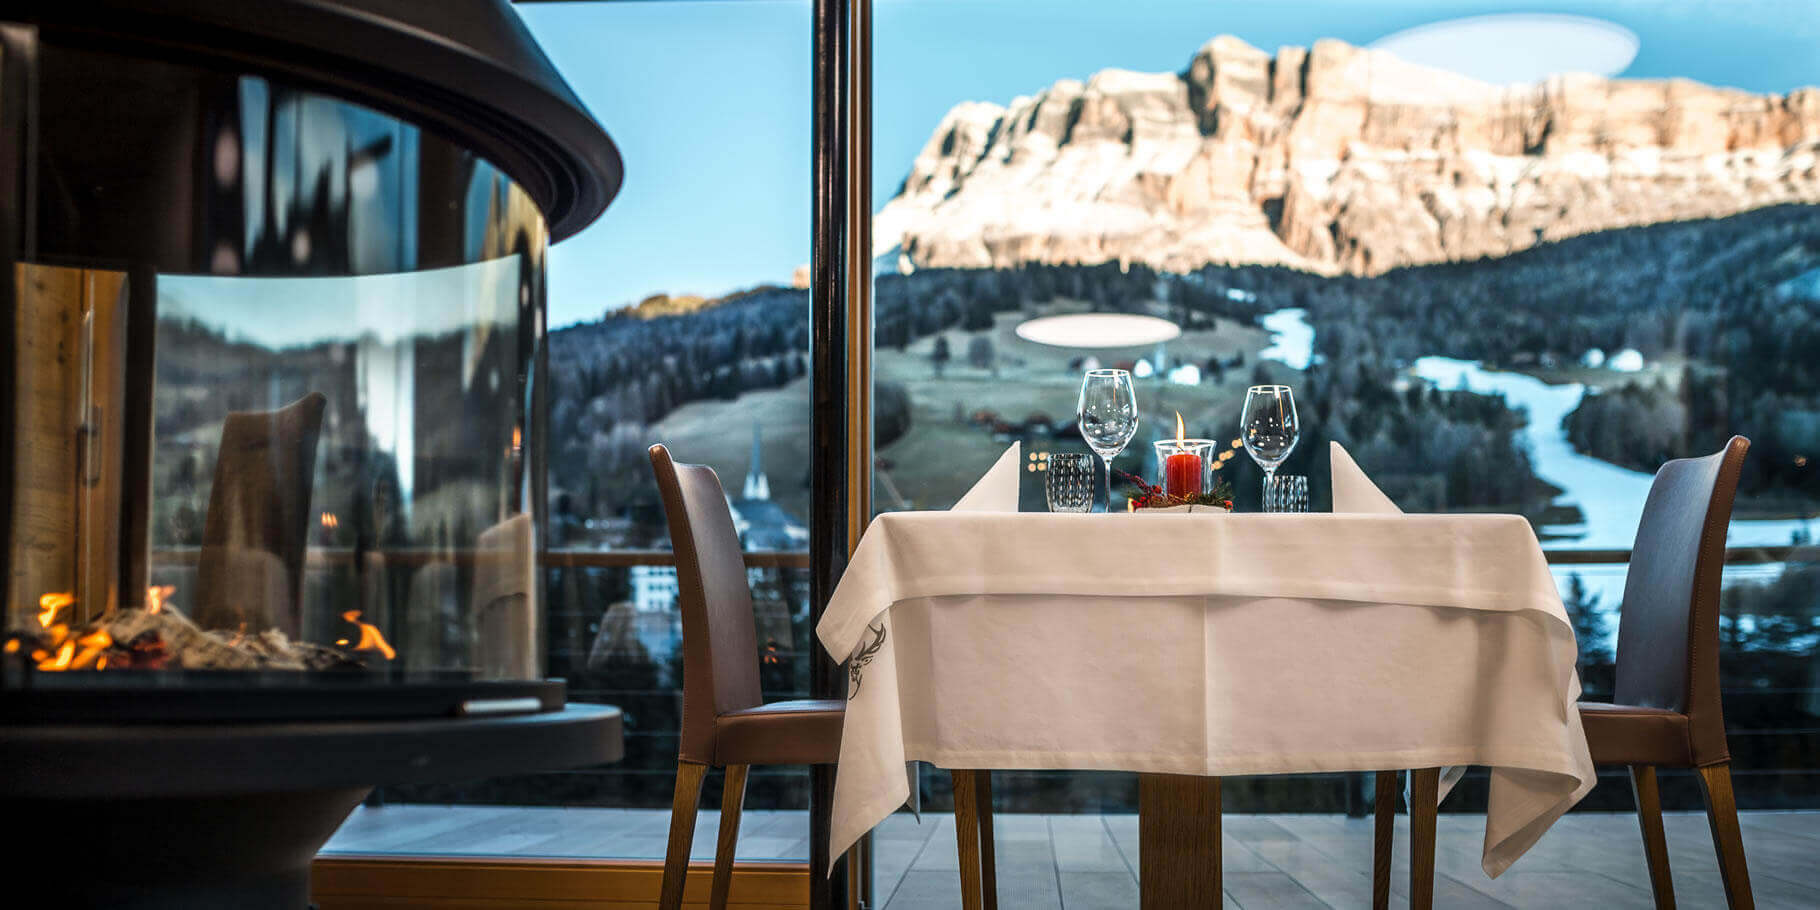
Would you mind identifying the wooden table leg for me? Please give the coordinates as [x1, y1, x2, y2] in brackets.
[975, 772, 998, 910]
[1139, 773, 1222, 909]
[1372, 770, 1398, 910]
[951, 770, 984, 910]
[1409, 768, 1440, 910]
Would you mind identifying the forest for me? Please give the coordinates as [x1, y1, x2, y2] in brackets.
[548, 204, 1820, 527]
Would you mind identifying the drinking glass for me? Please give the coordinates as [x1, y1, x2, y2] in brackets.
[1077, 369, 1139, 512]
[1044, 453, 1095, 512]
[1240, 385, 1300, 505]
[1263, 474, 1309, 513]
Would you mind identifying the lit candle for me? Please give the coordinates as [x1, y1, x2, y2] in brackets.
[1162, 412, 1204, 498]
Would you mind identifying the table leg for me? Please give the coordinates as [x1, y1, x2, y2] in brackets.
[1409, 767, 1440, 910]
[1138, 773, 1222, 909]
[975, 772, 998, 910]
[951, 770, 985, 910]
[1372, 770, 1398, 910]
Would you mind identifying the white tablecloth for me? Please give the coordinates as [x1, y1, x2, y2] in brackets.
[818, 511, 1596, 877]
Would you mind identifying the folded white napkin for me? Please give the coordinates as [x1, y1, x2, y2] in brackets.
[1330, 441, 1401, 514]
[1332, 441, 1475, 805]
[952, 442, 1021, 512]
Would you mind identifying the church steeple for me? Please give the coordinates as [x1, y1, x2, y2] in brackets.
[742, 419, 770, 500]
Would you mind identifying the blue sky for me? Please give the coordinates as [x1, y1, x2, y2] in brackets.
[518, 0, 1820, 329]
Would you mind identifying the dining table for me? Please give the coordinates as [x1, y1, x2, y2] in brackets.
[818, 445, 1596, 908]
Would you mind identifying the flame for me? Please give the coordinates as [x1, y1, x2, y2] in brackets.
[38, 592, 74, 628]
[69, 629, 112, 670]
[320, 512, 339, 529]
[145, 584, 175, 615]
[1175, 411, 1186, 443]
[340, 610, 395, 660]
[41, 639, 75, 670]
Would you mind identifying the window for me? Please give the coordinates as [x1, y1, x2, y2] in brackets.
[323, 0, 818, 863]
[869, 0, 1820, 815]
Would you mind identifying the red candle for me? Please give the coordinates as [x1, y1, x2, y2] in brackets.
[1164, 451, 1204, 497]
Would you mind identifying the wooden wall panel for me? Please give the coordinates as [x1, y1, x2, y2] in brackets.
[8, 263, 128, 628]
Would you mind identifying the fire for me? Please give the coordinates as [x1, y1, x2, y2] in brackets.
[69, 629, 112, 670]
[1175, 411, 1186, 443]
[145, 585, 175, 615]
[23, 588, 160, 671]
[41, 637, 74, 670]
[38, 592, 73, 628]
[320, 512, 339, 529]
[338, 610, 395, 660]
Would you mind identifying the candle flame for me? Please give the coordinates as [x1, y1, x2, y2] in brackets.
[1175, 411, 1185, 443]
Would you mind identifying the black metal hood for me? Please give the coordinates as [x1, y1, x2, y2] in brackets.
[9, 0, 623, 242]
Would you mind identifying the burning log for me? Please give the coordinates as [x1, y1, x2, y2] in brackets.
[11, 587, 388, 673]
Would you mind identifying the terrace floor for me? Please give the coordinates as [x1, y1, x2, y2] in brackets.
[322, 807, 1820, 908]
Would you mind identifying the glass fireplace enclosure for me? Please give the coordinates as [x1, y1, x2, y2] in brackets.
[2, 35, 554, 710]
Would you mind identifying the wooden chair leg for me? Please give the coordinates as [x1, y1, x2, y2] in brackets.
[709, 764, 749, 910]
[1408, 767, 1440, 910]
[974, 771, 998, 910]
[660, 760, 709, 910]
[1629, 765, 1676, 910]
[1372, 770, 1398, 910]
[1697, 763, 1756, 910]
[952, 770, 984, 910]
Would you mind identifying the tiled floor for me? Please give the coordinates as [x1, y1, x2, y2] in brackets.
[323, 807, 1820, 908]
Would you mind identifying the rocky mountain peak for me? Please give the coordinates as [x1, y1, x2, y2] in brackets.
[874, 37, 1820, 276]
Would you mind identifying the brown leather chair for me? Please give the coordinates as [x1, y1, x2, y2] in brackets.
[649, 445, 844, 910]
[1371, 436, 1756, 910]
[1579, 435, 1754, 909]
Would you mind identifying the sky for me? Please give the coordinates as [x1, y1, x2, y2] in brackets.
[518, 0, 1820, 329]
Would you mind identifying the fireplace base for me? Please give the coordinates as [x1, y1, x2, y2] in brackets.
[0, 704, 623, 908]
[12, 788, 368, 910]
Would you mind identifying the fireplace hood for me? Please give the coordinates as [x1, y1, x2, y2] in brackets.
[6, 0, 622, 242]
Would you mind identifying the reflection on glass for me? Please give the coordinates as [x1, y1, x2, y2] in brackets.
[151, 257, 533, 677]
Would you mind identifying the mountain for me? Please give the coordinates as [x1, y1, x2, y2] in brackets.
[874, 36, 1820, 276]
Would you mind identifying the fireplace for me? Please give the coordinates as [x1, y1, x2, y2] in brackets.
[2, 0, 621, 718]
[0, 2, 624, 906]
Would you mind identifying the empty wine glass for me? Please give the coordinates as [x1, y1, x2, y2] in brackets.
[1078, 369, 1139, 512]
[1241, 385, 1300, 509]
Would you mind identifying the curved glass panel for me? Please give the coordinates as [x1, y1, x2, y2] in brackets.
[4, 39, 550, 696]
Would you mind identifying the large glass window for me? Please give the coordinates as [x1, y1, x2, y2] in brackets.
[870, 0, 1819, 817]
[324, 0, 817, 862]
[323, 0, 1820, 887]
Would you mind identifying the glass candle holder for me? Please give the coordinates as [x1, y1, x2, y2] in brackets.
[1152, 438, 1217, 498]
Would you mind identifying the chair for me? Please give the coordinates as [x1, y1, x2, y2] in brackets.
[192, 391, 326, 632]
[1580, 435, 1754, 909]
[648, 444, 845, 910]
[1370, 436, 1755, 910]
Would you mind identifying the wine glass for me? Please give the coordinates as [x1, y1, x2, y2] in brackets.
[1077, 369, 1139, 512]
[1240, 385, 1300, 509]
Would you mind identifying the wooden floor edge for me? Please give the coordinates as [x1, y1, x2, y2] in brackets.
[312, 854, 810, 909]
